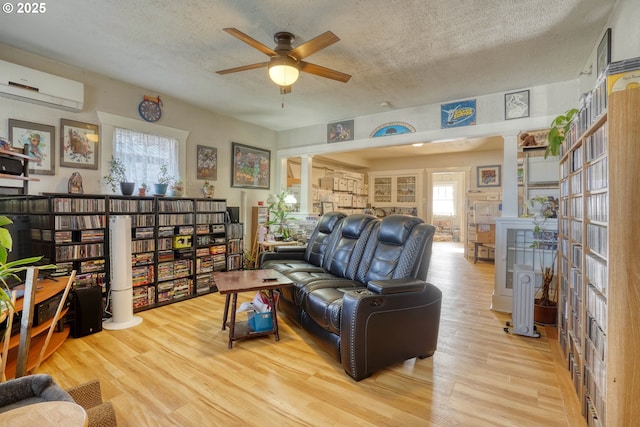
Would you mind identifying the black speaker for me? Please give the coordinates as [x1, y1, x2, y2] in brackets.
[226, 206, 240, 223]
[70, 286, 103, 338]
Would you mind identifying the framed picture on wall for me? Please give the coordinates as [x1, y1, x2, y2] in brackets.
[8, 119, 56, 175]
[231, 142, 270, 189]
[327, 120, 354, 143]
[477, 165, 502, 187]
[60, 119, 99, 169]
[597, 28, 611, 78]
[196, 145, 217, 180]
[504, 90, 530, 120]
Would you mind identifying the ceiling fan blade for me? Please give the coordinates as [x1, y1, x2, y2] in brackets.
[223, 28, 276, 56]
[216, 62, 268, 75]
[300, 61, 352, 83]
[290, 31, 340, 60]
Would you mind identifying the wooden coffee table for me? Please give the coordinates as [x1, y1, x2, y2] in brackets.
[213, 269, 292, 348]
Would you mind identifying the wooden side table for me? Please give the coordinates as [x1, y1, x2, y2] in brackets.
[213, 269, 292, 348]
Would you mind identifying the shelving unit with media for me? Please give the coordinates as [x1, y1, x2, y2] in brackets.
[0, 194, 243, 314]
[557, 82, 640, 426]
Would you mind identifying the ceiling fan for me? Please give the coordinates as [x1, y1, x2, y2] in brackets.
[216, 28, 351, 94]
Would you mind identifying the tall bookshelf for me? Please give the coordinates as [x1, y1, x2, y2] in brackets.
[558, 86, 640, 426]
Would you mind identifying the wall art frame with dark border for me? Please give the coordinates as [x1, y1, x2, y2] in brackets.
[477, 164, 502, 188]
[60, 119, 99, 170]
[231, 142, 270, 189]
[597, 28, 611, 78]
[8, 119, 56, 175]
[504, 89, 530, 120]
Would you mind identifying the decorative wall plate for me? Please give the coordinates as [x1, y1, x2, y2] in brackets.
[370, 122, 416, 138]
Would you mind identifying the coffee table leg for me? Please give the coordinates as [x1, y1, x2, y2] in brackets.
[267, 289, 280, 341]
[228, 293, 238, 349]
[222, 294, 230, 330]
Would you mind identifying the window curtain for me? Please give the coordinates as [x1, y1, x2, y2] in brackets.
[113, 127, 178, 186]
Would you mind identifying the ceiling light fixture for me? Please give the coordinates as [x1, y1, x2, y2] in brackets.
[268, 56, 300, 86]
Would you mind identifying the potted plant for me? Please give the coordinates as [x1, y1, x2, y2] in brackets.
[266, 189, 297, 241]
[104, 156, 135, 195]
[138, 183, 147, 197]
[154, 162, 173, 196]
[545, 108, 579, 158]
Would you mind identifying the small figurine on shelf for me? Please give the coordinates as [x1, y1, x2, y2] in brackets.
[138, 183, 147, 197]
[67, 172, 84, 194]
[202, 181, 214, 198]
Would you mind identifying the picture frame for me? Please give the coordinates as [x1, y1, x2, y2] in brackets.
[441, 99, 476, 128]
[327, 120, 354, 143]
[321, 201, 334, 214]
[231, 142, 270, 189]
[505, 90, 530, 120]
[8, 119, 56, 175]
[196, 145, 217, 180]
[596, 28, 611, 78]
[60, 119, 99, 170]
[477, 165, 502, 188]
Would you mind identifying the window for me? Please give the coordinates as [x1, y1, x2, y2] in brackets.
[433, 183, 456, 216]
[113, 127, 178, 187]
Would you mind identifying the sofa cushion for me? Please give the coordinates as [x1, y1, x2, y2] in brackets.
[356, 215, 433, 284]
[304, 212, 346, 266]
[324, 214, 376, 279]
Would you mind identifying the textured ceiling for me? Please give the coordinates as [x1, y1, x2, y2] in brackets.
[0, 0, 615, 133]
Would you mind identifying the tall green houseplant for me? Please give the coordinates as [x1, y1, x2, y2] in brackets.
[266, 189, 297, 240]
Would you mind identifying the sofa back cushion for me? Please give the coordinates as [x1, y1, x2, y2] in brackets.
[356, 215, 435, 284]
[323, 214, 377, 279]
[304, 212, 346, 267]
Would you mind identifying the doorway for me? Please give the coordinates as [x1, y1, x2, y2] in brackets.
[426, 169, 468, 245]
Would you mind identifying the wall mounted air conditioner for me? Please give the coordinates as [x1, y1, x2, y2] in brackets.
[0, 59, 84, 111]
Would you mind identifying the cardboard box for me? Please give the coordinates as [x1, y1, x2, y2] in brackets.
[475, 224, 495, 244]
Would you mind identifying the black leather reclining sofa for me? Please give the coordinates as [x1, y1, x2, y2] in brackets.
[260, 212, 442, 381]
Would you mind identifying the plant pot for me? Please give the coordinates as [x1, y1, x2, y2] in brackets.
[154, 183, 168, 196]
[138, 188, 146, 197]
[120, 182, 135, 196]
[534, 299, 558, 325]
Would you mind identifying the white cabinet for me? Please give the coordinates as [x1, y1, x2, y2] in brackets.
[493, 217, 557, 312]
[368, 170, 423, 217]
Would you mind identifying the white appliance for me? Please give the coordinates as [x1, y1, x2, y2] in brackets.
[504, 264, 540, 338]
[0, 59, 84, 111]
[103, 216, 142, 330]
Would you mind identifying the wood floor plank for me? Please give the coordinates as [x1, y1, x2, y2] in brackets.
[35, 242, 585, 426]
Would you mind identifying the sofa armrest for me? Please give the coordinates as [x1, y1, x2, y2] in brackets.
[259, 248, 306, 266]
[340, 282, 442, 381]
[274, 244, 307, 253]
[367, 278, 425, 294]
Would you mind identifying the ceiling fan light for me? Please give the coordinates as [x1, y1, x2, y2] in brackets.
[269, 57, 300, 86]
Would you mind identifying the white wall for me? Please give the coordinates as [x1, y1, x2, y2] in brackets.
[0, 44, 277, 218]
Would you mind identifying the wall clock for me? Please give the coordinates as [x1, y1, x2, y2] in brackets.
[138, 95, 162, 122]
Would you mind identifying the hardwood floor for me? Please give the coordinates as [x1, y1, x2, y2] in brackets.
[37, 242, 585, 426]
